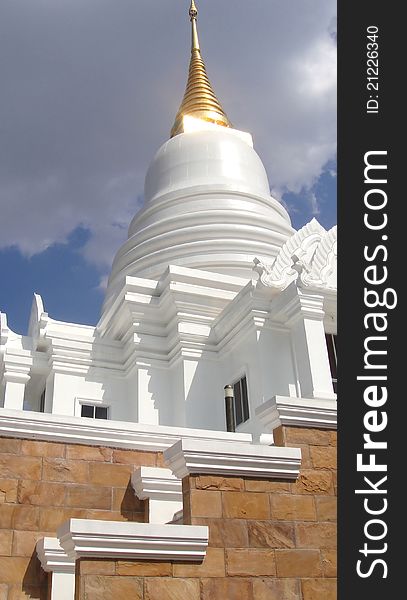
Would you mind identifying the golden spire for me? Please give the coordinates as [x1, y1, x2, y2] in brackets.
[170, 0, 232, 137]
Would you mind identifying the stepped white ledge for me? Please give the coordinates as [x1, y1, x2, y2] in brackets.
[132, 467, 182, 501]
[256, 395, 337, 431]
[0, 408, 252, 452]
[36, 537, 75, 573]
[58, 519, 208, 562]
[36, 538, 75, 600]
[132, 467, 183, 524]
[164, 438, 301, 480]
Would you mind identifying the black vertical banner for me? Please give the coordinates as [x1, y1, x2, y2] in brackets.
[338, 0, 403, 598]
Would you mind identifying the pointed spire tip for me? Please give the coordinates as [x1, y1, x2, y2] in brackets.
[170, 0, 232, 138]
[189, 0, 198, 21]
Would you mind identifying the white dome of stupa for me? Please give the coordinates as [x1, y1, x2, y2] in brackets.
[102, 1, 294, 313]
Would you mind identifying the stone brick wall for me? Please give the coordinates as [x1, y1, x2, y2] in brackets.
[76, 426, 337, 600]
[0, 438, 162, 599]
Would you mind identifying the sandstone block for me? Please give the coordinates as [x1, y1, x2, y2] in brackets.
[248, 521, 295, 548]
[316, 496, 337, 522]
[42, 458, 89, 484]
[84, 509, 131, 522]
[112, 449, 157, 466]
[270, 494, 316, 521]
[200, 578, 252, 600]
[244, 479, 290, 493]
[194, 475, 244, 491]
[0, 456, 41, 480]
[79, 560, 115, 576]
[310, 446, 337, 470]
[252, 578, 300, 600]
[284, 427, 332, 446]
[18, 480, 66, 507]
[275, 549, 322, 577]
[12, 506, 40, 531]
[271, 426, 285, 447]
[295, 522, 337, 549]
[0, 531, 12, 556]
[116, 560, 172, 577]
[0, 557, 31, 584]
[189, 490, 222, 518]
[66, 444, 112, 462]
[39, 507, 87, 532]
[0, 479, 18, 503]
[173, 548, 225, 578]
[222, 492, 270, 520]
[0, 439, 21, 454]
[83, 575, 143, 599]
[322, 549, 337, 577]
[301, 578, 337, 600]
[144, 577, 200, 600]
[89, 462, 132, 487]
[291, 470, 334, 495]
[198, 518, 248, 548]
[329, 431, 337, 447]
[12, 531, 47, 557]
[0, 505, 14, 529]
[65, 485, 111, 510]
[226, 549, 276, 577]
[21, 440, 65, 458]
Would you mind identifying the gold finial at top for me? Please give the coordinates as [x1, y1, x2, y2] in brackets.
[170, 0, 232, 137]
[189, 0, 200, 51]
[189, 0, 198, 21]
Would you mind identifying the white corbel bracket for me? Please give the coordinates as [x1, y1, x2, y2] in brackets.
[58, 519, 208, 562]
[164, 437, 301, 480]
[256, 395, 337, 431]
[36, 538, 76, 600]
[131, 466, 183, 524]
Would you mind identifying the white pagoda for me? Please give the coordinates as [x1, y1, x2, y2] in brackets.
[0, 0, 337, 445]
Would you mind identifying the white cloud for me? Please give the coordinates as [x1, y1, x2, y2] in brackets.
[308, 192, 321, 216]
[0, 0, 336, 273]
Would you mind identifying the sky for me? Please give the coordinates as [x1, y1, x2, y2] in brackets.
[0, 0, 337, 335]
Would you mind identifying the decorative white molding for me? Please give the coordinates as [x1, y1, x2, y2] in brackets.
[132, 467, 182, 501]
[253, 219, 337, 294]
[256, 395, 337, 430]
[36, 537, 75, 574]
[164, 438, 301, 480]
[132, 467, 183, 524]
[36, 538, 75, 600]
[57, 519, 208, 561]
[0, 408, 252, 451]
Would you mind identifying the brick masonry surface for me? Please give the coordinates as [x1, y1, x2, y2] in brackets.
[0, 426, 337, 599]
[76, 426, 337, 600]
[0, 437, 163, 599]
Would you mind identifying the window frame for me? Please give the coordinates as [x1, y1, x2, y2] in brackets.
[75, 397, 110, 420]
[325, 333, 337, 394]
[231, 374, 250, 428]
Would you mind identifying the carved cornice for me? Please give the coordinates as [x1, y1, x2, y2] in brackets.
[36, 537, 75, 574]
[58, 519, 208, 562]
[164, 438, 301, 480]
[132, 466, 182, 502]
[256, 395, 337, 431]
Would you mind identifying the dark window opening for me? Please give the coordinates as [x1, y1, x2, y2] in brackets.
[233, 376, 250, 427]
[81, 404, 108, 419]
[39, 389, 45, 413]
[325, 333, 337, 393]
